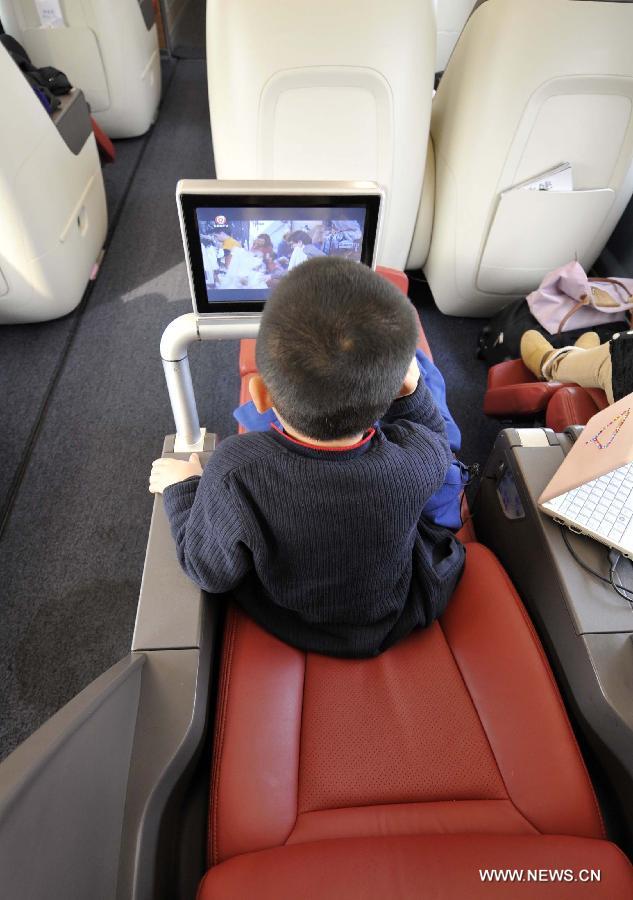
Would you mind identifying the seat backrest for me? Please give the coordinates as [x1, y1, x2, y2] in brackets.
[435, 0, 476, 72]
[420, 0, 633, 316]
[0, 43, 107, 323]
[206, 0, 436, 271]
[0, 0, 160, 138]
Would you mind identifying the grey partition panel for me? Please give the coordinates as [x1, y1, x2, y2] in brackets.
[122, 433, 220, 899]
[0, 432, 221, 900]
[139, 0, 156, 30]
[133, 433, 216, 651]
[0, 655, 144, 900]
[51, 89, 93, 155]
[117, 629, 217, 900]
[475, 428, 633, 846]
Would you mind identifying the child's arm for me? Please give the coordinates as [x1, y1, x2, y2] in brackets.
[381, 357, 446, 435]
[149, 453, 204, 494]
[151, 455, 251, 594]
[380, 358, 453, 497]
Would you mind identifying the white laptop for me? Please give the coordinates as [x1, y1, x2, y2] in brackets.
[539, 393, 633, 556]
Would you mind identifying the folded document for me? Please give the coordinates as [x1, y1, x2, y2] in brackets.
[504, 162, 573, 194]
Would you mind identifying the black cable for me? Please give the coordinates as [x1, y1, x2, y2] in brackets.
[608, 551, 633, 607]
[558, 525, 612, 584]
[559, 524, 633, 608]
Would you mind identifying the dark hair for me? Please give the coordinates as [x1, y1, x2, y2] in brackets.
[256, 257, 419, 440]
[288, 230, 311, 245]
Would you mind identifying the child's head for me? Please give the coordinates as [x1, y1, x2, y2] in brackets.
[255, 257, 419, 440]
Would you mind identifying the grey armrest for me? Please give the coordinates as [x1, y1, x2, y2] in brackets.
[133, 432, 217, 651]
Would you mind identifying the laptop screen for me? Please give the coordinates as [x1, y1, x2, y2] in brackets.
[178, 184, 382, 314]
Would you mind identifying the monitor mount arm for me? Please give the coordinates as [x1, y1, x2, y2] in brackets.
[160, 313, 260, 451]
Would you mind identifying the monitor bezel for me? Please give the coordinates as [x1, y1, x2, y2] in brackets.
[177, 183, 383, 315]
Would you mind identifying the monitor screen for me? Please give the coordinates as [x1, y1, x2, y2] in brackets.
[178, 189, 381, 314]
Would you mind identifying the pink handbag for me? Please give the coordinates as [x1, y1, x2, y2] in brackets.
[526, 261, 633, 335]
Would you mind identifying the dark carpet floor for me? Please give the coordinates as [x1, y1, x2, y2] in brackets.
[0, 61, 178, 534]
[171, 0, 206, 59]
[0, 58, 239, 760]
[409, 275, 499, 472]
[0, 58, 502, 762]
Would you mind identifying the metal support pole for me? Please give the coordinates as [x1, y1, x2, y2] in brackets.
[160, 313, 261, 452]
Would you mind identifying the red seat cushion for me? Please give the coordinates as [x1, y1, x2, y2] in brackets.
[546, 385, 609, 432]
[208, 544, 604, 868]
[485, 359, 564, 417]
[485, 358, 609, 423]
[198, 833, 633, 900]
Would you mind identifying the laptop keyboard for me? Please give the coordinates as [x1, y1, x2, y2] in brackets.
[548, 463, 633, 545]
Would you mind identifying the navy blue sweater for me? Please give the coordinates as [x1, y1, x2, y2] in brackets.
[163, 378, 465, 657]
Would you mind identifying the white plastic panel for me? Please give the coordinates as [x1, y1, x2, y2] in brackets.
[207, 0, 437, 271]
[21, 25, 110, 111]
[435, 0, 475, 71]
[512, 93, 632, 191]
[0, 0, 161, 138]
[0, 46, 107, 323]
[259, 68, 391, 185]
[478, 188, 615, 294]
[421, 0, 633, 316]
[407, 137, 435, 269]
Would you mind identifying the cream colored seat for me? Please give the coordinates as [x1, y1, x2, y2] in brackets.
[0, 0, 161, 138]
[206, 0, 436, 271]
[435, 0, 475, 73]
[0, 43, 107, 323]
[416, 0, 633, 316]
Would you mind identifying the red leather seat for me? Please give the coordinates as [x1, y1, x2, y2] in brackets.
[203, 283, 632, 895]
[484, 359, 609, 430]
[545, 385, 610, 433]
[199, 835, 633, 899]
[200, 543, 632, 897]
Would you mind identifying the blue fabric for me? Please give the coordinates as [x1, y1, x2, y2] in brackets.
[414, 350, 467, 530]
[233, 349, 467, 529]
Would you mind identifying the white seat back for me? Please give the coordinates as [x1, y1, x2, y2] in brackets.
[206, 0, 436, 270]
[0, 0, 161, 138]
[0, 44, 107, 323]
[420, 0, 633, 316]
[435, 0, 475, 72]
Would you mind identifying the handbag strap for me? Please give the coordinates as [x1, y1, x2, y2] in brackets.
[557, 298, 588, 334]
[588, 276, 633, 302]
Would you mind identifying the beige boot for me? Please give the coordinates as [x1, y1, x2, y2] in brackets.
[520, 330, 555, 379]
[574, 331, 600, 349]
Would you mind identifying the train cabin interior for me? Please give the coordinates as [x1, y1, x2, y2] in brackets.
[1, 1, 633, 898]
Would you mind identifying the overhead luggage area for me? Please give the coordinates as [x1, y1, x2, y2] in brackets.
[419, 0, 633, 316]
[205, 0, 436, 271]
[0, 40, 107, 323]
[0, 0, 161, 138]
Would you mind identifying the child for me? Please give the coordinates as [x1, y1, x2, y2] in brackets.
[149, 257, 465, 658]
[521, 329, 633, 404]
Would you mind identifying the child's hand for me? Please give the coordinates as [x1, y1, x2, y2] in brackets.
[149, 453, 203, 494]
[398, 356, 420, 397]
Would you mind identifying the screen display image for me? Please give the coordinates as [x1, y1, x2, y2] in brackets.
[194, 206, 367, 302]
